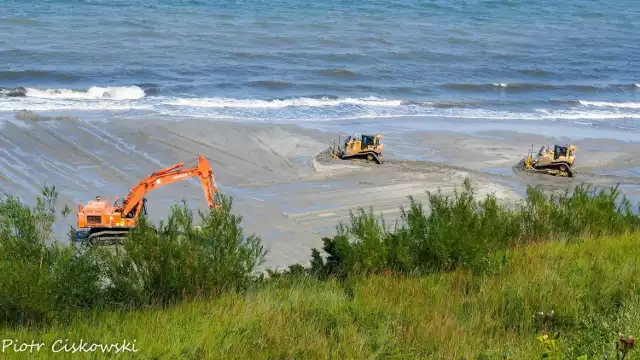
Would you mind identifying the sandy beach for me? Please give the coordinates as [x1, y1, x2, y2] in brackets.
[1, 113, 639, 269]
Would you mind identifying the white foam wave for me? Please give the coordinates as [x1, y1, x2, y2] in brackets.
[163, 96, 403, 108]
[160, 105, 640, 122]
[25, 86, 145, 100]
[1, 93, 639, 125]
[535, 111, 638, 120]
[0, 98, 151, 112]
[579, 100, 640, 109]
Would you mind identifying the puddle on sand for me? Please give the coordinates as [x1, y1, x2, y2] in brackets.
[482, 166, 514, 177]
[592, 167, 640, 178]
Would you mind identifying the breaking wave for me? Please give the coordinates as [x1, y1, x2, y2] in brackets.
[23, 86, 146, 100]
[1, 91, 639, 127]
[442, 82, 640, 92]
[163, 96, 403, 108]
[0, 87, 27, 97]
[579, 101, 640, 109]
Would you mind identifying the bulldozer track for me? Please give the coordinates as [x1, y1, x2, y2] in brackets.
[339, 151, 384, 164]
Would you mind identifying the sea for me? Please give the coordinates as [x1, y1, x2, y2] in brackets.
[1, 0, 639, 138]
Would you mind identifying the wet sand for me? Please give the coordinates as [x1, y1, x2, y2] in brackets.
[1, 114, 639, 269]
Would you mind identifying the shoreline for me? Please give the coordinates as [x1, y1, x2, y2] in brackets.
[1, 114, 639, 268]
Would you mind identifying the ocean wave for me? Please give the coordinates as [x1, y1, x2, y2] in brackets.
[441, 82, 640, 92]
[0, 99, 151, 112]
[0, 70, 77, 82]
[404, 101, 478, 108]
[517, 69, 553, 77]
[0, 87, 27, 97]
[1, 94, 639, 125]
[579, 101, 640, 109]
[249, 80, 293, 88]
[303, 110, 640, 122]
[442, 83, 554, 91]
[316, 69, 359, 78]
[0, 17, 39, 25]
[162, 96, 403, 108]
[24, 86, 146, 100]
[532, 110, 639, 121]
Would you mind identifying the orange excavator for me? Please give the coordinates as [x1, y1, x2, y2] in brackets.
[76, 155, 220, 245]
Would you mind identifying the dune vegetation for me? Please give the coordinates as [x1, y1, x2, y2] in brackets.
[1, 179, 639, 359]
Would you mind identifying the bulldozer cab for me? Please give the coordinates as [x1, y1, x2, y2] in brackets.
[361, 135, 375, 149]
[553, 144, 576, 162]
[361, 134, 383, 149]
[553, 145, 567, 160]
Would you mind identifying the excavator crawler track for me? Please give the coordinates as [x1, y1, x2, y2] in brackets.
[87, 229, 129, 246]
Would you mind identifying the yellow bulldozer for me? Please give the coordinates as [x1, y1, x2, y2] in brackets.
[518, 144, 577, 177]
[331, 133, 385, 164]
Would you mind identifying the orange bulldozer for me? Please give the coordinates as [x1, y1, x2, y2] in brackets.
[76, 155, 220, 245]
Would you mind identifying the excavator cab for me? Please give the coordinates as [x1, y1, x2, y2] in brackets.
[123, 198, 148, 219]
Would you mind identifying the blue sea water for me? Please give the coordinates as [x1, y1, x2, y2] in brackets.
[1, 0, 639, 133]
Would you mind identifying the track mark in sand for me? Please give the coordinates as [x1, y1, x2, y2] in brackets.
[0, 131, 88, 189]
[158, 127, 266, 169]
[145, 135, 232, 169]
[40, 123, 130, 181]
[0, 153, 40, 193]
[253, 136, 294, 171]
[82, 123, 165, 168]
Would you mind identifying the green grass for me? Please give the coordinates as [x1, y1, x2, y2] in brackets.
[2, 180, 639, 359]
[2, 233, 640, 359]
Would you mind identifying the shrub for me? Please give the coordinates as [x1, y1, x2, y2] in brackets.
[0, 188, 104, 324]
[0, 188, 266, 325]
[106, 195, 267, 305]
[308, 179, 639, 278]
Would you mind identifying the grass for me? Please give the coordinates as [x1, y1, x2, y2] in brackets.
[1, 179, 639, 359]
[2, 233, 640, 359]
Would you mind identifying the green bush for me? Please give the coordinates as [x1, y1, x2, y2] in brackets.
[106, 196, 267, 305]
[0, 188, 266, 325]
[0, 188, 104, 324]
[306, 179, 639, 279]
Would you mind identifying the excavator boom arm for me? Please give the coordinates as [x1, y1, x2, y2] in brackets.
[119, 155, 219, 217]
